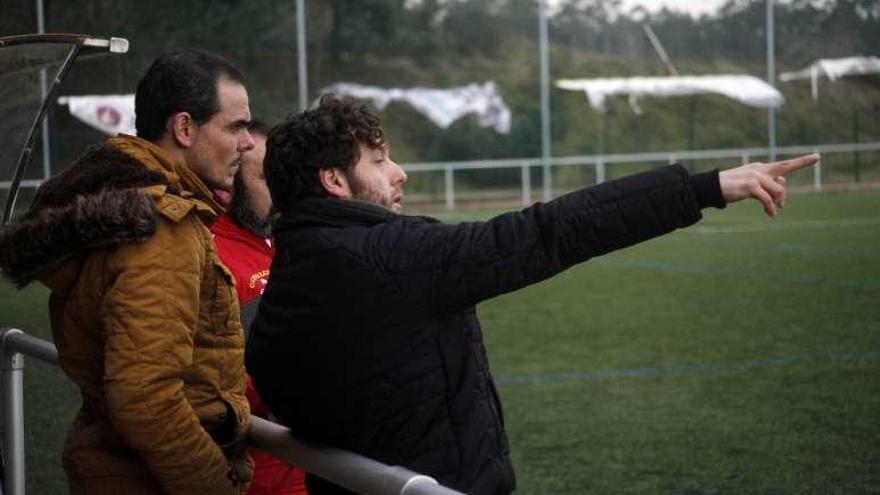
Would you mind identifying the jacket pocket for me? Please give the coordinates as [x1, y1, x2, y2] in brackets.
[210, 258, 241, 336]
[205, 397, 238, 450]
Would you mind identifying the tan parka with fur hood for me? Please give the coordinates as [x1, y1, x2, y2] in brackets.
[0, 135, 252, 494]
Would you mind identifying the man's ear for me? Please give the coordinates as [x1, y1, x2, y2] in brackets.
[168, 112, 197, 148]
[318, 167, 352, 199]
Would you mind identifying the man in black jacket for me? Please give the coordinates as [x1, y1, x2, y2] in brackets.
[246, 95, 818, 494]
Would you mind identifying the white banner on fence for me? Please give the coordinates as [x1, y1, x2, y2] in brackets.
[556, 75, 784, 113]
[57, 94, 136, 135]
[780, 56, 880, 82]
[321, 81, 512, 134]
[779, 56, 880, 101]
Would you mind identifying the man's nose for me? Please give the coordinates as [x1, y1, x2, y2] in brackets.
[240, 130, 256, 151]
[393, 161, 407, 184]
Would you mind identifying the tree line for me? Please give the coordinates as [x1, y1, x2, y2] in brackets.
[3, 0, 878, 188]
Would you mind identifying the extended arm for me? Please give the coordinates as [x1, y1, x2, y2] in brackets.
[374, 164, 716, 311]
[374, 153, 819, 312]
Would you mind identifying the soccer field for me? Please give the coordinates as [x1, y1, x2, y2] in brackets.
[2, 189, 878, 493]
[439, 190, 880, 493]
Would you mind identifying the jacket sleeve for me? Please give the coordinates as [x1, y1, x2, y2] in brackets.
[101, 213, 242, 495]
[372, 165, 709, 312]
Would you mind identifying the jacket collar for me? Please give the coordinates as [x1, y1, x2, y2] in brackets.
[275, 198, 442, 236]
[109, 134, 224, 220]
[0, 135, 223, 289]
[276, 197, 399, 231]
[211, 213, 274, 253]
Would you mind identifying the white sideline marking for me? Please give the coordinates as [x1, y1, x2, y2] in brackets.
[496, 350, 880, 386]
[691, 217, 880, 234]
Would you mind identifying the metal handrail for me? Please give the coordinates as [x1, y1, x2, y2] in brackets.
[400, 140, 877, 209]
[3, 141, 875, 188]
[2, 141, 877, 213]
[0, 328, 464, 495]
[250, 417, 461, 495]
[401, 140, 880, 171]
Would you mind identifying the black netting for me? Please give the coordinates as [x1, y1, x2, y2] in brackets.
[0, 41, 76, 221]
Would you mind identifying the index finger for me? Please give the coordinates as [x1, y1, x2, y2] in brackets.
[765, 153, 820, 176]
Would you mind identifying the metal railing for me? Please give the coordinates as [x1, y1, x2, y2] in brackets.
[401, 141, 880, 209]
[3, 141, 877, 214]
[0, 327, 464, 495]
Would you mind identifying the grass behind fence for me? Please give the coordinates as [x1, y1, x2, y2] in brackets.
[441, 190, 880, 493]
[2, 189, 878, 493]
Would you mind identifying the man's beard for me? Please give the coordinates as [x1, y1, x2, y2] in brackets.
[229, 175, 272, 238]
[346, 172, 398, 212]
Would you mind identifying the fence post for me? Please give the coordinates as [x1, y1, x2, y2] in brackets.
[542, 158, 552, 202]
[595, 160, 605, 184]
[853, 109, 861, 182]
[813, 149, 822, 191]
[1, 328, 26, 495]
[444, 166, 455, 211]
[521, 163, 531, 206]
[741, 152, 750, 165]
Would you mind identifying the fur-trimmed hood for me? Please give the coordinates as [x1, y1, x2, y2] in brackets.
[0, 135, 220, 288]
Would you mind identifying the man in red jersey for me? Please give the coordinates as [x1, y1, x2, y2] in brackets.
[212, 121, 307, 495]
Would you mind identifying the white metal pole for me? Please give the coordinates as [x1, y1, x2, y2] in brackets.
[1, 329, 26, 495]
[444, 166, 454, 210]
[595, 160, 605, 184]
[296, 0, 309, 111]
[642, 23, 679, 76]
[766, 0, 777, 161]
[538, 0, 552, 201]
[37, 0, 51, 180]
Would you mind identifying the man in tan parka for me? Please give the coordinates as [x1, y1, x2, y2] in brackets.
[0, 49, 256, 494]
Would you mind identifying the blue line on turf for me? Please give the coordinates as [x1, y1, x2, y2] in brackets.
[495, 350, 880, 386]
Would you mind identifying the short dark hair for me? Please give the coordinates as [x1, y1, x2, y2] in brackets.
[264, 94, 385, 210]
[135, 49, 245, 142]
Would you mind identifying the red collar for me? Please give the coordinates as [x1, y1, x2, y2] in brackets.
[210, 213, 274, 254]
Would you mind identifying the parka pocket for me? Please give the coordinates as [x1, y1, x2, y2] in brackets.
[205, 397, 239, 450]
[210, 258, 242, 336]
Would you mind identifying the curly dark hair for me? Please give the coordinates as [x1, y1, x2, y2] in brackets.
[264, 94, 385, 210]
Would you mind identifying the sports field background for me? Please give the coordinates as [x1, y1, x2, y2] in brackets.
[1, 188, 878, 493]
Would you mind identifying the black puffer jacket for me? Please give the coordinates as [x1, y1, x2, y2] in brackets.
[247, 165, 724, 494]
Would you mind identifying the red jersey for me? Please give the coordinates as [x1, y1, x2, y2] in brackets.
[211, 213, 307, 495]
[212, 213, 274, 306]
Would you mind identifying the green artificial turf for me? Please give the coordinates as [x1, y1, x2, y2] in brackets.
[461, 190, 880, 494]
[2, 189, 878, 493]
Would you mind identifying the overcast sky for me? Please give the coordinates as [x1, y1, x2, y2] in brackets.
[619, 0, 731, 16]
[544, 0, 733, 17]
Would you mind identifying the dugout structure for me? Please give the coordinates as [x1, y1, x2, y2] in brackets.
[0, 34, 128, 225]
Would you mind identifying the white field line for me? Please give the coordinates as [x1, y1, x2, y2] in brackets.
[690, 217, 880, 234]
